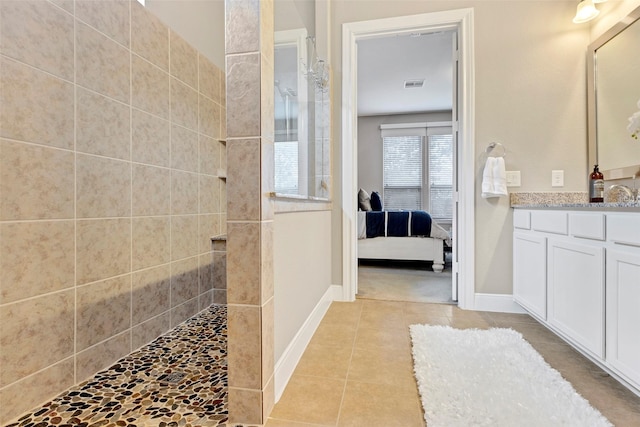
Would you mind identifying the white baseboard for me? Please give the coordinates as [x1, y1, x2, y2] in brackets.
[474, 293, 527, 314]
[274, 284, 341, 401]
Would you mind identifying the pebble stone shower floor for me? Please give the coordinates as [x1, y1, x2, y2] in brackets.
[6, 305, 228, 427]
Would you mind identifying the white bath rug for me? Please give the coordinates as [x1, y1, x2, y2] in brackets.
[409, 325, 612, 427]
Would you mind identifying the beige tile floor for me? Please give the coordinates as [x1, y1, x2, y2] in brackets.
[265, 299, 640, 427]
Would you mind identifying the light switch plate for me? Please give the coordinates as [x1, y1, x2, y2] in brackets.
[552, 170, 564, 187]
[506, 171, 521, 187]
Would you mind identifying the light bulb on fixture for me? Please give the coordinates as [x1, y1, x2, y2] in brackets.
[573, 0, 600, 24]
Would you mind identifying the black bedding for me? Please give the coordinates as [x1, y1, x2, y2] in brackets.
[365, 210, 432, 238]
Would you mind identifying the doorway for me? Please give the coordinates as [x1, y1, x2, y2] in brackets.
[341, 9, 476, 309]
[355, 31, 456, 304]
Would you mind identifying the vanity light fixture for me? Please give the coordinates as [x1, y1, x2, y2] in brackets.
[573, 0, 600, 24]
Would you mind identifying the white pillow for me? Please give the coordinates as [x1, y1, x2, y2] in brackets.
[358, 188, 372, 211]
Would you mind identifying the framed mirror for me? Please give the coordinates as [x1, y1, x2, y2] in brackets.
[587, 5, 640, 180]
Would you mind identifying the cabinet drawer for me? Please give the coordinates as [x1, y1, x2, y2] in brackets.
[608, 214, 640, 247]
[531, 211, 568, 235]
[569, 213, 605, 241]
[513, 210, 531, 230]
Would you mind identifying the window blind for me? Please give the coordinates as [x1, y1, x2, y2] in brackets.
[383, 135, 423, 210]
[428, 134, 453, 219]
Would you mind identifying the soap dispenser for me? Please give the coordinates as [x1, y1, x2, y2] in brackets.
[589, 165, 604, 203]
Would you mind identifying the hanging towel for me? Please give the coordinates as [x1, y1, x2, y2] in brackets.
[481, 157, 508, 198]
[492, 157, 508, 197]
[481, 157, 496, 198]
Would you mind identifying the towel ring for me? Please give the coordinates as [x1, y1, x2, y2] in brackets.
[486, 142, 506, 157]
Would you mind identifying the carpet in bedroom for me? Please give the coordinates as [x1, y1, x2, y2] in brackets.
[357, 258, 453, 304]
[410, 325, 612, 427]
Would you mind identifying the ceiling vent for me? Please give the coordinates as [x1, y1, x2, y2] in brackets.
[404, 79, 425, 89]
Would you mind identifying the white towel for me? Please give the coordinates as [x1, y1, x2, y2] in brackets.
[481, 157, 508, 199]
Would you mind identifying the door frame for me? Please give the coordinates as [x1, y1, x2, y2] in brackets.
[341, 8, 476, 309]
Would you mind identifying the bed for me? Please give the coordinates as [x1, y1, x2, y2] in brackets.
[357, 210, 451, 273]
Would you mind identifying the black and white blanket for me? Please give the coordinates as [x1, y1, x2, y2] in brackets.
[357, 210, 452, 246]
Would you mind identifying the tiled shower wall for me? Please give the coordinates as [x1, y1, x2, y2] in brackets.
[0, 0, 226, 423]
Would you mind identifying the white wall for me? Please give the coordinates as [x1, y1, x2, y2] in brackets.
[331, 1, 592, 295]
[590, 0, 640, 41]
[274, 210, 332, 362]
[357, 112, 452, 194]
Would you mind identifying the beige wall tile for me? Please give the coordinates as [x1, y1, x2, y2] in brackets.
[132, 265, 171, 326]
[171, 170, 199, 215]
[132, 312, 170, 350]
[227, 222, 260, 305]
[170, 298, 199, 327]
[170, 30, 198, 88]
[171, 124, 199, 173]
[262, 298, 274, 388]
[260, 52, 274, 141]
[261, 221, 274, 304]
[0, 290, 74, 387]
[76, 331, 131, 383]
[221, 181, 228, 217]
[199, 290, 214, 311]
[0, 357, 74, 425]
[50, 0, 73, 13]
[199, 214, 220, 254]
[132, 216, 170, 270]
[132, 109, 170, 167]
[132, 54, 170, 120]
[76, 88, 130, 160]
[132, 164, 171, 216]
[225, 0, 260, 55]
[76, 275, 132, 351]
[227, 139, 260, 221]
[229, 387, 263, 425]
[77, 219, 131, 285]
[199, 54, 221, 104]
[171, 77, 199, 131]
[228, 304, 261, 390]
[0, 57, 74, 149]
[221, 106, 228, 140]
[213, 251, 227, 291]
[226, 53, 260, 137]
[221, 74, 227, 108]
[0, 139, 74, 220]
[199, 95, 221, 139]
[199, 134, 221, 176]
[171, 214, 199, 261]
[199, 253, 214, 294]
[0, 0, 74, 80]
[0, 220, 74, 304]
[76, 21, 130, 103]
[77, 154, 131, 218]
[214, 289, 227, 305]
[131, 0, 169, 71]
[261, 138, 274, 220]
[171, 256, 200, 307]
[200, 174, 221, 214]
[76, 0, 130, 48]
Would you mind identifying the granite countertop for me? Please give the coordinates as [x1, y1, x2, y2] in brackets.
[509, 192, 640, 210]
[512, 202, 640, 210]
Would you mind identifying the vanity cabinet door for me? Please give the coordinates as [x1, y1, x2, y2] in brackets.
[547, 238, 605, 359]
[513, 232, 546, 319]
[606, 249, 640, 388]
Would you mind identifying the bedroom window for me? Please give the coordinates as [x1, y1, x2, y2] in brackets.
[428, 134, 453, 220]
[382, 134, 423, 210]
[380, 123, 453, 218]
